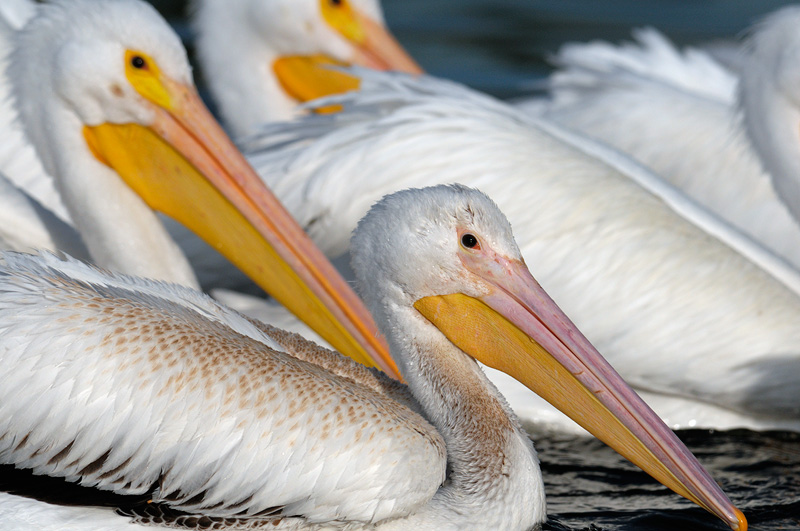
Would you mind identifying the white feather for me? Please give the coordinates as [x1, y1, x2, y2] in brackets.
[0, 173, 86, 257]
[0, 251, 445, 527]
[540, 14, 800, 271]
[0, 0, 71, 225]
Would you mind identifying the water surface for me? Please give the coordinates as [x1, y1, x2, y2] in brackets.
[538, 429, 800, 530]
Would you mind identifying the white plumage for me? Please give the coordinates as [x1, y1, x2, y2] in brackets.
[0, 173, 84, 257]
[0, 0, 69, 225]
[0, 252, 441, 529]
[539, 8, 800, 269]
[0, 185, 744, 529]
[243, 71, 800, 432]
[0, 0, 35, 29]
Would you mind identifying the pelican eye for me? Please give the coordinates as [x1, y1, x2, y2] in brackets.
[130, 55, 147, 69]
[329, 0, 342, 5]
[461, 233, 479, 249]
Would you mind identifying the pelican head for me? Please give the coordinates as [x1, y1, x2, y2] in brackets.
[352, 185, 747, 530]
[193, 0, 422, 135]
[10, 0, 398, 378]
[352, 184, 521, 330]
[741, 5, 800, 223]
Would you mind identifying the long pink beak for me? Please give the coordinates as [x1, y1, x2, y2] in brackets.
[414, 250, 746, 530]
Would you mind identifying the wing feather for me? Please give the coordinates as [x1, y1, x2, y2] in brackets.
[0, 252, 445, 523]
[537, 28, 800, 272]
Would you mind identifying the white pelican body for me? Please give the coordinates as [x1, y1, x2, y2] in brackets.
[193, 0, 421, 137]
[539, 9, 800, 269]
[0, 0, 398, 377]
[244, 72, 800, 432]
[0, 186, 745, 529]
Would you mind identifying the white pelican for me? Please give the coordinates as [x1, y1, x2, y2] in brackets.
[538, 8, 800, 269]
[243, 71, 800, 432]
[192, 0, 422, 137]
[0, 0, 398, 377]
[0, 185, 746, 530]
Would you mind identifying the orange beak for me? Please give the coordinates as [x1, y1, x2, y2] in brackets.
[349, 12, 422, 74]
[274, 7, 421, 106]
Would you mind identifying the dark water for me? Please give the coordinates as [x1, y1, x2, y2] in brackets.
[538, 429, 800, 530]
[147, 1, 800, 529]
[379, 0, 800, 98]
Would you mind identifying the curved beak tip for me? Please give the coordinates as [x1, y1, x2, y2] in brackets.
[732, 507, 748, 531]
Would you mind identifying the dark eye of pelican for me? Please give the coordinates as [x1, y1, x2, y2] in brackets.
[329, 0, 342, 6]
[130, 55, 147, 69]
[461, 233, 478, 249]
